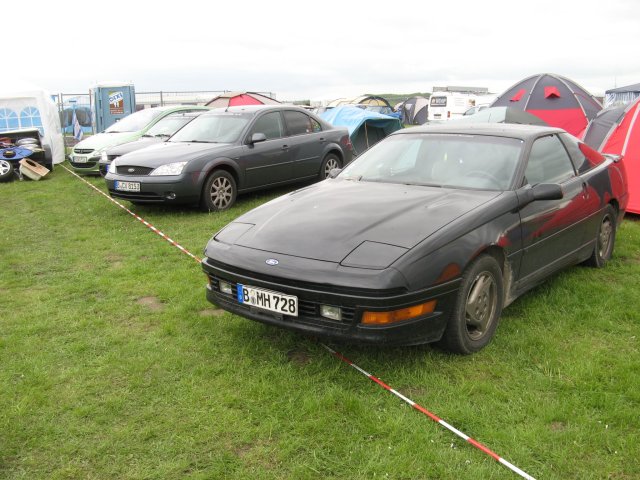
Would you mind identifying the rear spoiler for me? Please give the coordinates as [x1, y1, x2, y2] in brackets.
[603, 153, 623, 163]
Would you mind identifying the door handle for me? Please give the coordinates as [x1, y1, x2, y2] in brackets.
[282, 145, 289, 150]
[319, 137, 326, 142]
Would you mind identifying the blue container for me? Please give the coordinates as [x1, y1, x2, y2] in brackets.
[92, 83, 136, 132]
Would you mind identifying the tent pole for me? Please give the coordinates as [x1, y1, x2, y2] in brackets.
[365, 122, 369, 148]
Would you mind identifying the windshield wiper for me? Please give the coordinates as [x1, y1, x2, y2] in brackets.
[154, 133, 171, 138]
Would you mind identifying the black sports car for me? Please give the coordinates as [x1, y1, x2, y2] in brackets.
[104, 105, 353, 211]
[202, 124, 628, 354]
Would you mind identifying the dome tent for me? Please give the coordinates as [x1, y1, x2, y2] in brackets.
[205, 91, 279, 107]
[401, 96, 429, 125]
[582, 97, 640, 214]
[491, 73, 602, 136]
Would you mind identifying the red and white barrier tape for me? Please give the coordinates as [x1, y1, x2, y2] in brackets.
[61, 165, 202, 264]
[64, 164, 535, 479]
[321, 344, 536, 480]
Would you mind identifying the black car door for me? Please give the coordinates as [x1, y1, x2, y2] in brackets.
[517, 134, 593, 283]
[241, 111, 292, 188]
[282, 110, 325, 178]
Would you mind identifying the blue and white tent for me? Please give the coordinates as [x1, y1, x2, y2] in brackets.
[0, 82, 65, 165]
[320, 106, 402, 155]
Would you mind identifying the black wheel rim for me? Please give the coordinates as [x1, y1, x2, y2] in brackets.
[598, 215, 613, 258]
[209, 177, 233, 209]
[464, 272, 497, 340]
[324, 158, 339, 177]
[0, 160, 10, 175]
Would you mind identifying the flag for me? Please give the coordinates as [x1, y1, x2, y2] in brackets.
[72, 109, 83, 141]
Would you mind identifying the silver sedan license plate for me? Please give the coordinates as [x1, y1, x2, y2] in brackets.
[115, 181, 140, 192]
[74, 156, 87, 163]
[237, 284, 298, 316]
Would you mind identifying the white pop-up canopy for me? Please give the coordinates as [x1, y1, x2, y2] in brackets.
[0, 81, 65, 165]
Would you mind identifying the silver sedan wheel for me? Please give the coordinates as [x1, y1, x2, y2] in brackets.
[323, 156, 340, 178]
[209, 176, 234, 209]
[465, 271, 498, 341]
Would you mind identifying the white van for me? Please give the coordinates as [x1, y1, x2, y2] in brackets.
[428, 93, 477, 122]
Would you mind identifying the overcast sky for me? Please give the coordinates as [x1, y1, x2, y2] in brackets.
[7, 0, 640, 102]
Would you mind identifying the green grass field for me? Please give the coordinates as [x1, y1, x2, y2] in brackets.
[1, 166, 639, 479]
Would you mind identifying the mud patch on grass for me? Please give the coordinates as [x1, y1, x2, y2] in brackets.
[400, 386, 428, 398]
[550, 421, 566, 431]
[106, 253, 125, 269]
[287, 348, 312, 365]
[136, 296, 164, 312]
[199, 308, 225, 317]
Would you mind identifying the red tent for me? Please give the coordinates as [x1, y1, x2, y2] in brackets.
[491, 73, 602, 136]
[205, 91, 280, 108]
[582, 97, 640, 214]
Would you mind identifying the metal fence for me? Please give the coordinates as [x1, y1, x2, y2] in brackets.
[56, 90, 277, 142]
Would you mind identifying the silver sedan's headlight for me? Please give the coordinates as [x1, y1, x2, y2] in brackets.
[149, 162, 187, 176]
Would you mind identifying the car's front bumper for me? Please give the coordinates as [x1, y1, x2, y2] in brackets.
[69, 153, 101, 173]
[104, 171, 200, 204]
[202, 256, 460, 346]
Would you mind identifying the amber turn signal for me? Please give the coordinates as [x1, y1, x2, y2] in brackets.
[361, 300, 437, 325]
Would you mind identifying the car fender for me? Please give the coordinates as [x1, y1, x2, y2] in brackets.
[197, 157, 242, 188]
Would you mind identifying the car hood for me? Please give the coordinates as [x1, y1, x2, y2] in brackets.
[115, 141, 233, 167]
[107, 137, 163, 156]
[75, 132, 138, 151]
[224, 180, 502, 264]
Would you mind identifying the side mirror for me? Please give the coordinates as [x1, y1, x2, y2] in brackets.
[249, 133, 267, 144]
[532, 183, 563, 201]
[516, 183, 563, 209]
[328, 168, 342, 179]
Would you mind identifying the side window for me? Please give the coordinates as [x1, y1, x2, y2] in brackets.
[283, 111, 316, 136]
[251, 112, 283, 140]
[558, 132, 604, 173]
[310, 117, 322, 133]
[525, 135, 575, 185]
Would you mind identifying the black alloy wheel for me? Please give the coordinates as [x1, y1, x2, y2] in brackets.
[440, 254, 504, 354]
[585, 204, 617, 268]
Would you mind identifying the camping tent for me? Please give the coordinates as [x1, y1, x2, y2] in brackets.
[604, 83, 640, 107]
[320, 106, 402, 155]
[490, 73, 602, 136]
[401, 96, 429, 125]
[0, 83, 65, 165]
[205, 91, 280, 107]
[455, 106, 548, 126]
[581, 97, 640, 214]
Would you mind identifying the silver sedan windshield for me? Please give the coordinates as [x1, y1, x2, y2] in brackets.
[339, 134, 524, 190]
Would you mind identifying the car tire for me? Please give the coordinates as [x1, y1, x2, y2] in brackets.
[0, 159, 14, 182]
[200, 170, 237, 212]
[440, 254, 503, 354]
[319, 153, 341, 180]
[585, 205, 616, 268]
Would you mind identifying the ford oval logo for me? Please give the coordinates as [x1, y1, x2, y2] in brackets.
[128, 168, 135, 173]
[265, 258, 279, 266]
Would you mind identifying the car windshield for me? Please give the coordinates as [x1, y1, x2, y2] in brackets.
[169, 113, 250, 143]
[339, 133, 523, 190]
[104, 108, 166, 133]
[145, 114, 198, 137]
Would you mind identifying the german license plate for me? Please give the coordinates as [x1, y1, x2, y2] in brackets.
[74, 156, 87, 163]
[237, 284, 298, 316]
[115, 181, 140, 192]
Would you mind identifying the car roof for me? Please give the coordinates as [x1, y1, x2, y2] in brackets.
[206, 104, 310, 115]
[146, 105, 209, 113]
[395, 122, 566, 140]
